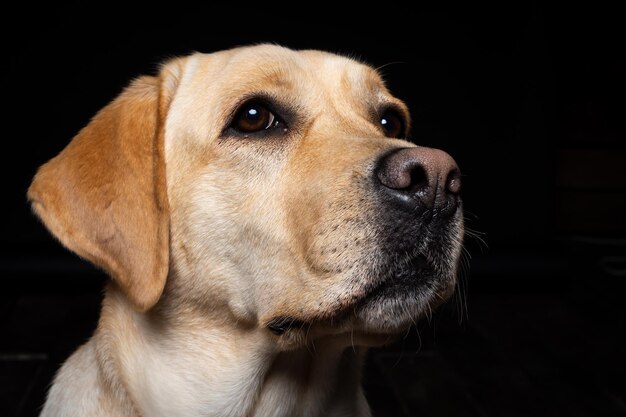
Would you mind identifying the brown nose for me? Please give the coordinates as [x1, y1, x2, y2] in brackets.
[376, 147, 461, 215]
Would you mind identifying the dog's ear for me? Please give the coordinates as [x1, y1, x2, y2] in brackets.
[27, 60, 184, 312]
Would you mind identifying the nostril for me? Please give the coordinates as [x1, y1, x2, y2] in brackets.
[409, 164, 429, 193]
[377, 150, 430, 193]
[377, 157, 416, 190]
[446, 169, 462, 195]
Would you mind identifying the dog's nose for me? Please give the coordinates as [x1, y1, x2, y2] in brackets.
[376, 147, 461, 215]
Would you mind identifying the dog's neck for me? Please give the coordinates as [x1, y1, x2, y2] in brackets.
[95, 288, 372, 417]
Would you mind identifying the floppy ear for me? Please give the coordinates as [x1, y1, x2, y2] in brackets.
[28, 62, 183, 312]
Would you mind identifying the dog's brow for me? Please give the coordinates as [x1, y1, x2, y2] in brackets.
[255, 72, 290, 89]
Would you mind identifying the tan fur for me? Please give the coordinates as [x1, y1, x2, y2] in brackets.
[29, 45, 462, 417]
[28, 76, 171, 311]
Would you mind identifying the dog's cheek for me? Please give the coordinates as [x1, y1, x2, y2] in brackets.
[170, 166, 313, 323]
[166, 175, 250, 309]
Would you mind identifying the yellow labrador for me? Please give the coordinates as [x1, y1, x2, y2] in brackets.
[28, 44, 463, 417]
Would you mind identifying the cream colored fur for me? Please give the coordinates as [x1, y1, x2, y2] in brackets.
[28, 45, 462, 417]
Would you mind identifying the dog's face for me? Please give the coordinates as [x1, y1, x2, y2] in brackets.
[28, 45, 463, 350]
[163, 45, 463, 345]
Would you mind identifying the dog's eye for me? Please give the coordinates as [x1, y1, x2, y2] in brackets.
[232, 102, 280, 133]
[380, 109, 405, 138]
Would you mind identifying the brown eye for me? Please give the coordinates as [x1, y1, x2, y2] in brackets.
[232, 102, 278, 133]
[380, 109, 405, 138]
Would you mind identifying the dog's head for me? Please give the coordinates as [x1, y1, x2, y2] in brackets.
[29, 45, 463, 349]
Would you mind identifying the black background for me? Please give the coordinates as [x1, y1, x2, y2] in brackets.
[2, 4, 625, 416]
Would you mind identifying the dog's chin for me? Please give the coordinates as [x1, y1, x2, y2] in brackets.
[351, 255, 456, 334]
[265, 255, 457, 351]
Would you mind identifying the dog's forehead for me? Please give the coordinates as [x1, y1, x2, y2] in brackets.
[164, 45, 399, 148]
[184, 45, 387, 99]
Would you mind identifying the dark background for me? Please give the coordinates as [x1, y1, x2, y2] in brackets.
[2, 4, 625, 416]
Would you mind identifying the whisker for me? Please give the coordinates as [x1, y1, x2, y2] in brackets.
[350, 328, 356, 353]
[457, 255, 470, 323]
[464, 228, 489, 253]
[374, 61, 407, 73]
[414, 325, 423, 355]
[462, 209, 481, 221]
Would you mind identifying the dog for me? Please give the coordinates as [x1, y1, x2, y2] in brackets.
[28, 44, 463, 417]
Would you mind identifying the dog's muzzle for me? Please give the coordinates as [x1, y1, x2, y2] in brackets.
[349, 146, 464, 327]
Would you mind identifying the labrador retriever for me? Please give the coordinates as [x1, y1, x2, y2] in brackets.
[28, 44, 463, 417]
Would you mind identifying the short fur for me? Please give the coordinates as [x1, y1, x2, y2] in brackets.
[28, 45, 463, 417]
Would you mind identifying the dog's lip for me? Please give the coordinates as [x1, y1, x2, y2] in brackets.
[263, 253, 447, 339]
[357, 253, 431, 304]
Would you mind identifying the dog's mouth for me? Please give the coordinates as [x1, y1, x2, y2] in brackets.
[264, 250, 455, 341]
[348, 250, 455, 333]
[360, 253, 432, 303]
[264, 211, 463, 346]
